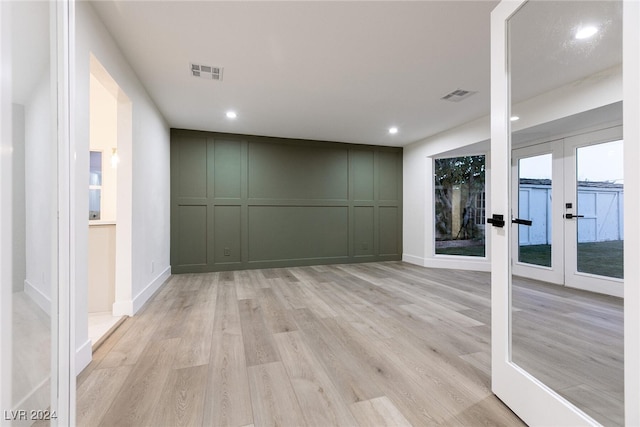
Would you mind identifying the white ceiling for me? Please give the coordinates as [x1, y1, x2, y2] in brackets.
[509, 0, 622, 103]
[91, 1, 500, 147]
[90, 1, 621, 147]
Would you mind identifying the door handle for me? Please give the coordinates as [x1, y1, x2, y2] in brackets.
[512, 218, 533, 226]
[564, 213, 585, 219]
[487, 214, 505, 228]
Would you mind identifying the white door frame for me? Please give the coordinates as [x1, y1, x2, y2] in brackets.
[491, 1, 608, 424]
[54, 1, 75, 425]
[0, 1, 74, 425]
[511, 141, 564, 285]
[623, 1, 640, 424]
[0, 1, 13, 419]
[0, 1, 75, 426]
[563, 127, 624, 297]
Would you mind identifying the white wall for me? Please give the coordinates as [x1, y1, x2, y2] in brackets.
[24, 75, 56, 314]
[12, 104, 25, 294]
[75, 2, 171, 373]
[403, 65, 622, 271]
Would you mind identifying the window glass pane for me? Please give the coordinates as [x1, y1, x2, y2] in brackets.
[90, 151, 102, 186]
[89, 189, 101, 220]
[576, 140, 623, 279]
[89, 151, 102, 220]
[434, 155, 486, 257]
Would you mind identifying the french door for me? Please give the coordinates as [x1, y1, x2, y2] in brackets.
[492, 0, 640, 425]
[512, 140, 564, 285]
[512, 126, 623, 297]
[1, 1, 74, 425]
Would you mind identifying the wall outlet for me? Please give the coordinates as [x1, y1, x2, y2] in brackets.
[151, 260, 155, 273]
[224, 247, 230, 256]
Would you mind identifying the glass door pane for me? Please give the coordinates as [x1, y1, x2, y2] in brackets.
[512, 142, 563, 285]
[501, 0, 623, 424]
[575, 140, 624, 279]
[518, 153, 552, 267]
[564, 128, 624, 297]
[2, 1, 59, 424]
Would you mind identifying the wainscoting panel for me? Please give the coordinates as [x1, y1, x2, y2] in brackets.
[175, 205, 208, 267]
[248, 206, 349, 262]
[171, 130, 402, 272]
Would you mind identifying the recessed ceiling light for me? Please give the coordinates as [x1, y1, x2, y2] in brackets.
[510, 116, 520, 122]
[575, 26, 598, 40]
[226, 111, 237, 119]
[388, 127, 398, 134]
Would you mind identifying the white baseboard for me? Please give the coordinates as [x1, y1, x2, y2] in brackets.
[24, 279, 51, 316]
[403, 253, 491, 272]
[132, 266, 171, 314]
[423, 256, 491, 272]
[112, 266, 171, 317]
[402, 254, 425, 266]
[76, 339, 92, 375]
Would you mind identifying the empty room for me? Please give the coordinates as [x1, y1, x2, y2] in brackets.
[1, 1, 640, 426]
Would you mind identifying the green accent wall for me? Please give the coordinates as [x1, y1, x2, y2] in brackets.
[171, 129, 402, 273]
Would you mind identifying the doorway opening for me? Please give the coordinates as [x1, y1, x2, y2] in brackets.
[87, 55, 133, 348]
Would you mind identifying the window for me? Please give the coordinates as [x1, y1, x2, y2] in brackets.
[89, 151, 102, 220]
[474, 192, 486, 226]
[434, 155, 486, 257]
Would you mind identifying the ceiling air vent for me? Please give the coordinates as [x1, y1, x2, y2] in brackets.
[190, 63, 223, 81]
[440, 89, 477, 102]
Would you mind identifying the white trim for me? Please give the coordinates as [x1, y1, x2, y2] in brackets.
[114, 74, 133, 328]
[55, 1, 74, 425]
[89, 220, 116, 226]
[402, 254, 425, 266]
[0, 1, 13, 419]
[112, 299, 133, 317]
[424, 257, 490, 272]
[75, 339, 92, 375]
[490, 0, 515, 409]
[24, 279, 52, 317]
[491, 1, 606, 425]
[511, 141, 564, 285]
[402, 253, 490, 272]
[114, 266, 171, 316]
[563, 127, 624, 297]
[133, 266, 171, 314]
[624, 0, 640, 424]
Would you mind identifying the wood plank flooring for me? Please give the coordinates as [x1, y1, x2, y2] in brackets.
[77, 262, 529, 426]
[512, 275, 623, 426]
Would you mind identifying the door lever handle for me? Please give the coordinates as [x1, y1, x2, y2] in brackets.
[512, 218, 533, 226]
[564, 213, 585, 219]
[487, 214, 505, 228]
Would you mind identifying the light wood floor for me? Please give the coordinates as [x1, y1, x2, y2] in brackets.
[77, 262, 525, 426]
[512, 276, 623, 426]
